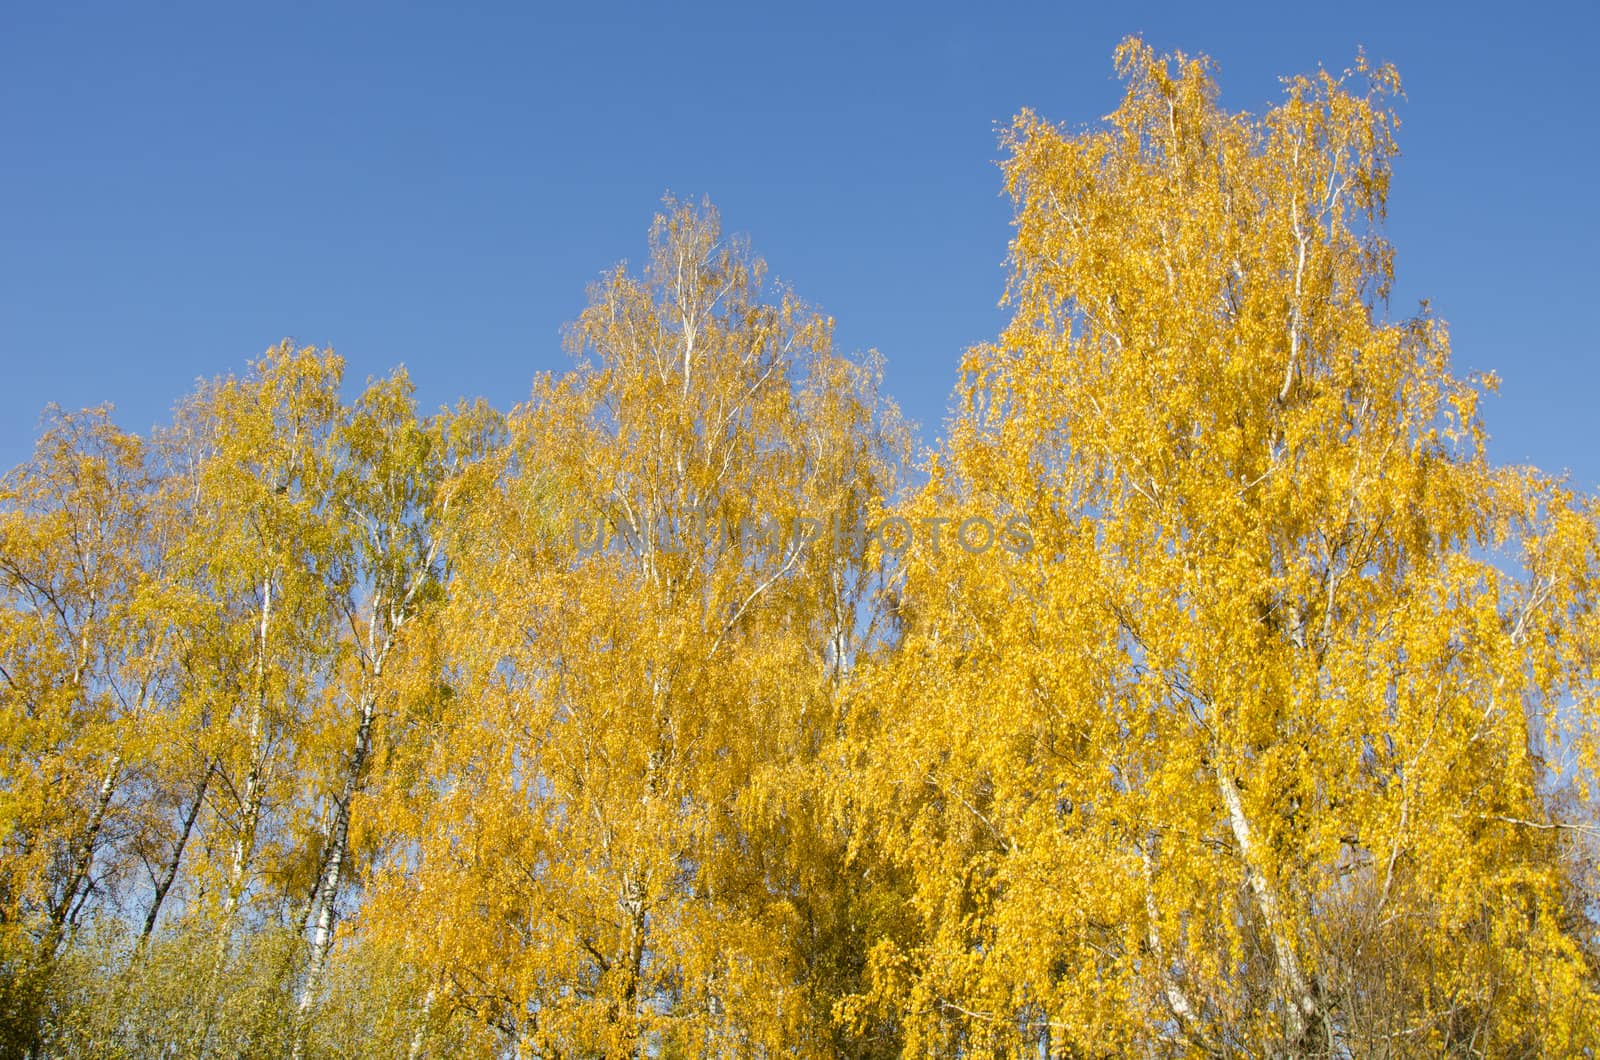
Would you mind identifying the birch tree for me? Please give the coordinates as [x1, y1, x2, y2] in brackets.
[162, 344, 347, 1052]
[290, 374, 500, 1057]
[840, 39, 1600, 1057]
[364, 198, 908, 1057]
[0, 408, 172, 1051]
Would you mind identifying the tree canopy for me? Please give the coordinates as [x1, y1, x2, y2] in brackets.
[2, 40, 1596, 1060]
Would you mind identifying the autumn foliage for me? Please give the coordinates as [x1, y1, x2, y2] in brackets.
[2, 41, 1597, 1059]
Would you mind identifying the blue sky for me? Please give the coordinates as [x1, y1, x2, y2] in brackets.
[3, 1, 1596, 490]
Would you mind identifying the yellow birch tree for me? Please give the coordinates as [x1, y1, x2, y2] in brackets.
[840, 39, 1600, 1057]
[364, 198, 908, 1058]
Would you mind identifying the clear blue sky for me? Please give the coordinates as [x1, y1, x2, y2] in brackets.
[4, 1, 1596, 490]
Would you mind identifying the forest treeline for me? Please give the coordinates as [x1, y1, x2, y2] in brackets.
[3, 40, 1598, 1059]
